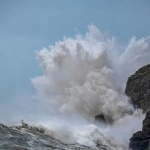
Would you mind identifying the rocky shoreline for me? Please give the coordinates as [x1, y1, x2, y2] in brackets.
[0, 122, 108, 150]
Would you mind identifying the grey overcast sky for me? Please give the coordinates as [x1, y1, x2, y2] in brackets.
[0, 0, 150, 103]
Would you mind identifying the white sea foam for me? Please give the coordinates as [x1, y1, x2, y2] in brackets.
[31, 25, 150, 149]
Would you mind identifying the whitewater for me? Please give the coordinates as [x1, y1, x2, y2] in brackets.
[4, 25, 150, 149]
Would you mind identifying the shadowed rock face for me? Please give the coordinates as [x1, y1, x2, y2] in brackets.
[129, 131, 150, 150]
[125, 64, 150, 112]
[126, 64, 150, 150]
[129, 112, 150, 150]
[143, 111, 150, 132]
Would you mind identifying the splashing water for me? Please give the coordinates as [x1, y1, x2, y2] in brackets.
[31, 25, 150, 149]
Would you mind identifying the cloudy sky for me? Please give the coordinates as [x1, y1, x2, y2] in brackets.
[0, 0, 150, 105]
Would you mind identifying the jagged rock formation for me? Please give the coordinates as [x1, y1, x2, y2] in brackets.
[129, 111, 150, 150]
[125, 64, 150, 112]
[126, 64, 150, 150]
[0, 123, 107, 150]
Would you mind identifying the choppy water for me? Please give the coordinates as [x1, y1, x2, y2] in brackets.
[0, 123, 108, 150]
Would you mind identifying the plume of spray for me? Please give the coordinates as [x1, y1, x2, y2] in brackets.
[31, 25, 150, 149]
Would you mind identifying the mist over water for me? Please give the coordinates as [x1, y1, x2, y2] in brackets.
[31, 25, 150, 149]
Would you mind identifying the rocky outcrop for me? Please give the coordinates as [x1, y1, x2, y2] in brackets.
[126, 64, 150, 150]
[129, 112, 150, 150]
[143, 111, 150, 132]
[125, 64, 150, 112]
[129, 131, 150, 150]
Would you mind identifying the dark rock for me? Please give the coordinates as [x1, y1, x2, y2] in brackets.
[94, 114, 106, 123]
[129, 131, 150, 150]
[94, 114, 107, 127]
[129, 111, 150, 150]
[125, 64, 150, 112]
[143, 111, 150, 132]
[126, 64, 150, 149]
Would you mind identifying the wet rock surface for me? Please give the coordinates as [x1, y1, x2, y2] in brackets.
[143, 111, 150, 132]
[125, 64, 150, 112]
[126, 64, 150, 150]
[0, 123, 107, 150]
[129, 131, 150, 150]
[129, 112, 150, 150]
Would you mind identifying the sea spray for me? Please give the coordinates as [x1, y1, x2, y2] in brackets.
[31, 25, 150, 149]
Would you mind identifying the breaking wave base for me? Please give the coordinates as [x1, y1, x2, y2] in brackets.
[30, 25, 150, 149]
